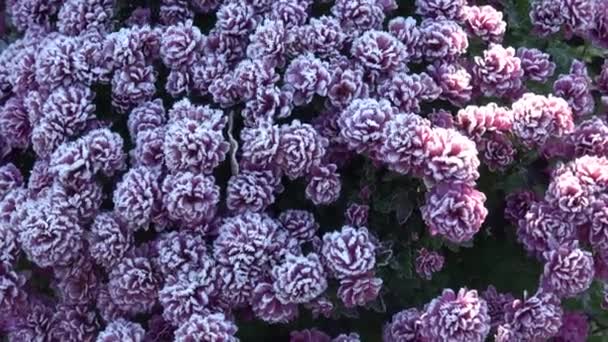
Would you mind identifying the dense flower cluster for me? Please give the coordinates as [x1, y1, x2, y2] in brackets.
[0, 0, 608, 340]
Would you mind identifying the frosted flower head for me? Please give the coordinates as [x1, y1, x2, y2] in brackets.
[226, 170, 277, 213]
[427, 61, 473, 107]
[472, 44, 523, 98]
[108, 256, 161, 315]
[554, 71, 595, 118]
[112, 166, 162, 230]
[159, 0, 193, 25]
[345, 204, 369, 228]
[57, 0, 114, 36]
[420, 19, 469, 61]
[541, 243, 594, 298]
[331, 0, 384, 36]
[160, 20, 203, 69]
[174, 313, 237, 342]
[517, 47, 556, 83]
[284, 53, 330, 106]
[337, 276, 382, 308]
[277, 120, 327, 180]
[481, 285, 515, 329]
[269, 0, 309, 29]
[0, 96, 31, 149]
[422, 183, 487, 243]
[455, 103, 512, 142]
[272, 253, 328, 304]
[163, 118, 229, 174]
[233, 58, 279, 101]
[419, 288, 490, 342]
[127, 99, 166, 141]
[423, 127, 480, 186]
[131, 126, 165, 169]
[388, 16, 423, 61]
[512, 93, 574, 148]
[305, 163, 341, 206]
[377, 72, 441, 113]
[530, 0, 564, 36]
[49, 304, 100, 342]
[322, 226, 376, 279]
[501, 290, 563, 341]
[162, 171, 220, 227]
[157, 230, 208, 277]
[351, 30, 407, 74]
[250, 282, 298, 324]
[517, 202, 576, 257]
[89, 212, 133, 269]
[554, 311, 589, 342]
[415, 248, 445, 280]
[190, 53, 230, 95]
[380, 113, 434, 176]
[545, 169, 592, 224]
[327, 61, 368, 109]
[561, 0, 595, 33]
[35, 35, 78, 89]
[167, 98, 227, 130]
[42, 84, 95, 138]
[462, 5, 506, 43]
[247, 19, 287, 67]
[416, 0, 466, 20]
[279, 209, 318, 244]
[589, 0, 608, 48]
[0, 163, 22, 200]
[299, 16, 346, 58]
[240, 122, 281, 170]
[85, 128, 126, 176]
[111, 62, 157, 113]
[338, 98, 395, 155]
[216, 0, 256, 36]
[479, 133, 516, 171]
[242, 85, 293, 126]
[97, 319, 145, 342]
[383, 308, 420, 342]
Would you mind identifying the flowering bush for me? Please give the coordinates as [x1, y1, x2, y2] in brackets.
[2, 0, 608, 340]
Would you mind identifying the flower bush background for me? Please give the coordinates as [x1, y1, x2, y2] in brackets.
[1, 0, 608, 341]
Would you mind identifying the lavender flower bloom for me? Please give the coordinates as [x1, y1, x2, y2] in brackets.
[216, 0, 256, 36]
[86, 128, 126, 176]
[380, 113, 434, 175]
[517, 202, 576, 257]
[272, 253, 328, 304]
[0, 225, 20, 270]
[209, 72, 241, 108]
[165, 69, 190, 97]
[331, 0, 384, 36]
[512, 93, 574, 148]
[337, 276, 382, 308]
[480, 133, 516, 171]
[159, 0, 192, 26]
[111, 62, 157, 113]
[541, 243, 594, 298]
[6, 298, 54, 342]
[190, 54, 230, 96]
[174, 313, 238, 342]
[338, 98, 395, 155]
[419, 288, 491, 342]
[463, 6, 507, 43]
[455, 103, 512, 142]
[43, 84, 95, 138]
[517, 48, 556, 83]
[383, 308, 421, 342]
[57, 0, 114, 36]
[35, 35, 79, 89]
[226, 170, 276, 213]
[132, 127, 165, 169]
[299, 16, 346, 58]
[9, 0, 61, 32]
[561, 0, 595, 34]
[290, 328, 331, 342]
[108, 256, 161, 315]
[0, 268, 27, 318]
[500, 291, 563, 341]
[388, 17, 423, 61]
[160, 20, 203, 70]
[424, 127, 481, 186]
[351, 30, 407, 74]
[157, 231, 208, 276]
[167, 98, 227, 130]
[89, 212, 132, 269]
[530, 0, 564, 36]
[545, 167, 592, 224]
[422, 183, 487, 243]
[0, 96, 30, 149]
[0, 163, 22, 200]
[106, 25, 160, 68]
[279, 209, 318, 244]
[113, 166, 162, 230]
[127, 99, 166, 141]
[553, 312, 589, 342]
[284, 54, 330, 106]
[163, 119, 229, 174]
[378, 72, 441, 113]
[18, 200, 84, 268]
[504, 190, 538, 226]
[159, 259, 219, 325]
[427, 62, 473, 107]
[473, 44, 523, 98]
[269, 0, 309, 29]
[240, 122, 280, 170]
[242, 86, 293, 126]
[345, 204, 369, 228]
[420, 19, 469, 61]
[554, 61, 595, 117]
[97, 319, 145, 342]
[306, 163, 341, 205]
[481, 286, 515, 330]
[322, 226, 376, 279]
[416, 0, 466, 20]
[415, 248, 445, 280]
[247, 19, 287, 67]
[233, 59, 279, 101]
[277, 120, 327, 180]
[49, 304, 100, 342]
[161, 171, 219, 228]
[250, 282, 299, 324]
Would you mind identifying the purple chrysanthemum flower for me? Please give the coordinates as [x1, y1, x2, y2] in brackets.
[419, 288, 491, 342]
[127, 99, 166, 141]
[284, 53, 330, 106]
[481, 285, 515, 330]
[545, 168, 592, 224]
[383, 308, 421, 342]
[331, 0, 384, 36]
[226, 170, 276, 213]
[42, 84, 95, 139]
[269, 0, 309, 29]
[337, 276, 382, 308]
[561, 0, 595, 34]
[131, 127, 165, 169]
[517, 202, 576, 257]
[423, 127, 480, 186]
[239, 122, 280, 171]
[108, 255, 161, 315]
[415, 248, 445, 280]
[378, 72, 441, 113]
[250, 282, 299, 324]
[0, 163, 22, 200]
[351, 30, 407, 74]
[380, 113, 434, 176]
[298, 16, 345, 59]
[327, 60, 368, 110]
[279, 209, 318, 244]
[174, 313, 238, 342]
[35, 35, 79, 89]
[462, 5, 506, 43]
[272, 253, 328, 304]
[554, 60, 595, 117]
[276, 120, 327, 180]
[541, 242, 594, 298]
[305, 163, 341, 206]
[233, 58, 279, 101]
[190, 54, 230, 96]
[216, 0, 256, 36]
[472, 44, 523, 98]
[427, 61, 473, 107]
[479, 133, 516, 171]
[416, 0, 466, 20]
[345, 204, 369, 228]
[57, 0, 114, 36]
[0, 96, 30, 149]
[160, 20, 203, 69]
[85, 128, 126, 176]
[97, 319, 145, 342]
[241, 85, 293, 126]
[338, 98, 395, 155]
[500, 291, 563, 341]
[517, 47, 556, 83]
[553, 311, 589, 342]
[157, 231, 208, 277]
[112, 166, 162, 230]
[159, 0, 192, 26]
[89, 212, 133, 269]
[162, 171, 220, 228]
[420, 18, 469, 61]
[530, 0, 564, 36]
[165, 69, 191, 97]
[455, 103, 512, 142]
[421, 183, 488, 243]
[512, 93, 574, 148]
[247, 19, 287, 67]
[321, 226, 376, 279]
[388, 16, 423, 62]
[111, 62, 157, 113]
[49, 304, 100, 342]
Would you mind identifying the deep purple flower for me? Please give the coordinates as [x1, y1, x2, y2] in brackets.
[216, 0, 256, 36]
[209, 72, 241, 108]
[160, 20, 203, 69]
[419, 288, 491, 342]
[277, 120, 327, 180]
[112, 166, 162, 230]
[165, 69, 190, 97]
[284, 53, 330, 106]
[239, 122, 280, 170]
[380, 113, 434, 175]
[157, 231, 208, 277]
[279, 209, 318, 244]
[553, 311, 589, 342]
[131, 127, 165, 169]
[35, 35, 79, 89]
[530, 0, 564, 36]
[57, 0, 114, 36]
[541, 242, 594, 298]
[378, 72, 441, 113]
[479, 133, 516, 171]
[247, 19, 287, 67]
[427, 61, 473, 107]
[383, 308, 421, 342]
[504, 190, 539, 226]
[423, 127, 480, 186]
[338, 98, 395, 155]
[97, 319, 145, 342]
[345, 204, 369, 228]
[472, 44, 523, 97]
[250, 282, 298, 324]
[0, 96, 30, 149]
[89, 212, 133, 269]
[127, 99, 166, 141]
[322, 226, 376, 279]
[351, 30, 407, 74]
[162, 171, 220, 228]
[299, 16, 346, 58]
[85, 128, 126, 176]
[190, 54, 230, 96]
[0, 186, 26, 227]
[108, 256, 161, 315]
[111, 62, 157, 113]
[272, 253, 328, 304]
[327, 60, 368, 110]
[554, 61, 594, 117]
[174, 313, 238, 342]
[331, 0, 384, 36]
[561, 0, 595, 34]
[337, 276, 382, 308]
[481, 285, 515, 330]
[306, 163, 341, 206]
[0, 268, 28, 319]
[49, 304, 100, 342]
[226, 170, 276, 213]
[241, 85, 293, 126]
[545, 167, 592, 224]
[269, 0, 309, 29]
[106, 25, 160, 68]
[388, 16, 423, 61]
[416, 0, 466, 20]
[517, 47, 556, 83]
[517, 202, 576, 257]
[415, 248, 445, 280]
[420, 19, 469, 61]
[42, 84, 95, 139]
[512, 93, 574, 148]
[500, 291, 563, 341]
